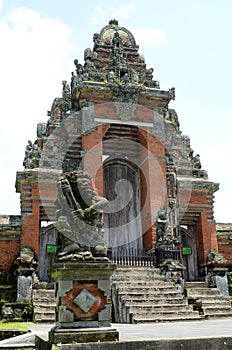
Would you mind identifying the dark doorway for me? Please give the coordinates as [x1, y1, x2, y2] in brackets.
[103, 158, 143, 256]
[180, 226, 198, 280]
[38, 223, 57, 282]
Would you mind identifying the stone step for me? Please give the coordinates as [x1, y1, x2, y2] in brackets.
[33, 294, 55, 301]
[204, 312, 232, 319]
[112, 275, 165, 281]
[33, 289, 55, 296]
[201, 300, 231, 307]
[185, 282, 207, 288]
[113, 267, 161, 275]
[33, 297, 56, 305]
[186, 288, 220, 296]
[185, 282, 232, 319]
[112, 279, 173, 288]
[122, 298, 188, 305]
[112, 281, 176, 292]
[200, 295, 231, 302]
[202, 307, 232, 315]
[127, 304, 194, 312]
[34, 314, 56, 322]
[33, 286, 56, 323]
[116, 285, 180, 293]
[34, 303, 56, 312]
[118, 289, 182, 298]
[33, 298, 56, 303]
[129, 308, 199, 316]
[112, 266, 202, 324]
[132, 314, 203, 323]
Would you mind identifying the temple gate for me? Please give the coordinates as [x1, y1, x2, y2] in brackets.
[14, 19, 219, 281]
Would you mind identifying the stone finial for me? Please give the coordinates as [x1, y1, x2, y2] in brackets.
[109, 19, 118, 26]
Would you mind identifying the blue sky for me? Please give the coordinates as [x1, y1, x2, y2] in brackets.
[0, 0, 231, 223]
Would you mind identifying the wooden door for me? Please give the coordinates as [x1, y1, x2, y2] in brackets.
[103, 158, 143, 256]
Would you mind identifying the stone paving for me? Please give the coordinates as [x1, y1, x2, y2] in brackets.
[0, 318, 232, 348]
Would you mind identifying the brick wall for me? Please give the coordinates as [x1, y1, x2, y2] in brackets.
[0, 231, 21, 271]
[217, 223, 232, 265]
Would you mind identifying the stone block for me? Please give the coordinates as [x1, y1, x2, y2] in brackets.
[58, 305, 74, 323]
[58, 280, 73, 296]
[49, 327, 119, 344]
[98, 304, 111, 321]
[98, 279, 111, 297]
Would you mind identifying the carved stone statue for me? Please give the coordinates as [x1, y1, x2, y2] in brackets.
[55, 170, 109, 262]
[192, 154, 202, 169]
[112, 31, 123, 48]
[37, 122, 47, 139]
[156, 209, 167, 244]
[23, 140, 33, 168]
[146, 68, 154, 80]
[23, 140, 41, 169]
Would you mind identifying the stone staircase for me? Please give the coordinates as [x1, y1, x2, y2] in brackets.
[185, 281, 232, 319]
[111, 267, 202, 323]
[32, 282, 56, 323]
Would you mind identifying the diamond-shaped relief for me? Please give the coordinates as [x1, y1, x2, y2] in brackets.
[73, 288, 97, 314]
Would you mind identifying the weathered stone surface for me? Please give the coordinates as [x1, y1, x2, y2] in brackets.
[49, 327, 119, 344]
[47, 336, 232, 350]
[216, 274, 229, 296]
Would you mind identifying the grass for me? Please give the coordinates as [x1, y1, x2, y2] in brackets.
[0, 320, 34, 331]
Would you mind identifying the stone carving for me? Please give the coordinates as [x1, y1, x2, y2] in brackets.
[15, 246, 37, 269]
[168, 87, 175, 100]
[37, 122, 47, 138]
[166, 171, 177, 198]
[62, 80, 72, 113]
[93, 33, 100, 50]
[182, 134, 191, 150]
[155, 207, 180, 269]
[23, 140, 41, 169]
[113, 101, 137, 121]
[14, 247, 37, 302]
[166, 109, 180, 131]
[55, 170, 109, 261]
[48, 97, 63, 123]
[23, 140, 33, 168]
[109, 18, 118, 26]
[156, 209, 168, 245]
[109, 83, 141, 104]
[192, 154, 202, 169]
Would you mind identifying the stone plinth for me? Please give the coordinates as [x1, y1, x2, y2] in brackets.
[48, 261, 119, 346]
[49, 327, 118, 344]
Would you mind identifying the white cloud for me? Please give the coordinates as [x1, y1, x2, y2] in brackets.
[109, 4, 135, 20]
[90, 3, 107, 25]
[132, 27, 167, 45]
[0, 6, 77, 214]
[90, 3, 135, 25]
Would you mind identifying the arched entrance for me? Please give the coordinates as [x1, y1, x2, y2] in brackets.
[103, 158, 143, 256]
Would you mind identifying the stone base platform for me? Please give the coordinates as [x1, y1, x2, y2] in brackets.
[35, 335, 232, 350]
[2, 319, 232, 350]
[35, 327, 119, 349]
[49, 327, 119, 344]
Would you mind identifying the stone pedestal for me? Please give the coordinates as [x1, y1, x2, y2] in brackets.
[214, 267, 229, 296]
[48, 261, 119, 346]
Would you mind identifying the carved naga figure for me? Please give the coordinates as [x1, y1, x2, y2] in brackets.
[55, 170, 109, 262]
